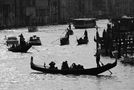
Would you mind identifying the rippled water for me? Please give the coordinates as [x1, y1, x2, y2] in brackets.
[0, 20, 134, 90]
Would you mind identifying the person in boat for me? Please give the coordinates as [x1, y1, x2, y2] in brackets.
[61, 61, 69, 70]
[49, 61, 57, 69]
[77, 64, 84, 70]
[68, 22, 71, 30]
[96, 52, 101, 67]
[19, 34, 26, 46]
[79, 37, 83, 41]
[30, 37, 33, 41]
[84, 30, 88, 40]
[65, 31, 69, 38]
[11, 43, 15, 48]
[44, 62, 46, 68]
[70, 63, 77, 70]
[70, 63, 84, 70]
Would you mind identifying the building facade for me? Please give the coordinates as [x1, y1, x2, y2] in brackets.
[0, 0, 134, 29]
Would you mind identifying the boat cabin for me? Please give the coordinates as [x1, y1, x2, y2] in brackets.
[6, 36, 18, 46]
[72, 18, 96, 29]
[28, 26, 38, 32]
[29, 35, 41, 45]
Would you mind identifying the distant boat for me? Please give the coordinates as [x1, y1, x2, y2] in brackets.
[6, 36, 19, 46]
[28, 26, 38, 32]
[77, 30, 89, 45]
[29, 35, 41, 46]
[30, 57, 117, 75]
[60, 32, 69, 45]
[72, 18, 96, 29]
[77, 38, 88, 45]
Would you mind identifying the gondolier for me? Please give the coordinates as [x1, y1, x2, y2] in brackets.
[19, 34, 26, 46]
[96, 51, 101, 67]
[84, 30, 88, 40]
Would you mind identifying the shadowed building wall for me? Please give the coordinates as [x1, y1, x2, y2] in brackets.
[0, 0, 134, 29]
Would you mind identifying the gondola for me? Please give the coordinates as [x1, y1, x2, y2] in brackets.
[72, 18, 96, 29]
[77, 30, 89, 45]
[60, 32, 69, 45]
[8, 43, 32, 53]
[28, 26, 38, 32]
[30, 57, 117, 75]
[77, 38, 89, 45]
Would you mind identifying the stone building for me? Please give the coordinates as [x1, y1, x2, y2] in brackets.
[0, 0, 134, 29]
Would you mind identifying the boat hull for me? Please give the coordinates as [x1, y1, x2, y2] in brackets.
[31, 58, 117, 75]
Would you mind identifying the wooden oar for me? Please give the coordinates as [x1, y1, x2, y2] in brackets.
[51, 30, 67, 44]
[50, 38, 60, 44]
[32, 47, 40, 52]
[62, 29, 67, 34]
[99, 61, 113, 75]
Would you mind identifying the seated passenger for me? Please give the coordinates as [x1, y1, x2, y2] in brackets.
[77, 64, 84, 70]
[79, 37, 83, 41]
[49, 61, 56, 69]
[70, 63, 77, 70]
[61, 61, 69, 70]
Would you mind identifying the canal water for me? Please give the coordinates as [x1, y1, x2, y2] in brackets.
[0, 20, 134, 90]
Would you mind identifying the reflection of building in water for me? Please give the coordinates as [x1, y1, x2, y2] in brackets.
[0, 0, 134, 29]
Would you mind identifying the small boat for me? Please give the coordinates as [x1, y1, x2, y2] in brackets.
[8, 43, 32, 53]
[6, 36, 19, 46]
[30, 57, 117, 75]
[29, 35, 41, 46]
[77, 30, 89, 45]
[72, 18, 96, 29]
[60, 32, 69, 45]
[77, 38, 88, 45]
[28, 26, 38, 32]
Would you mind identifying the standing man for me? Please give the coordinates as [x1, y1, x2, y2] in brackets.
[68, 22, 71, 30]
[96, 51, 101, 67]
[19, 34, 25, 46]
